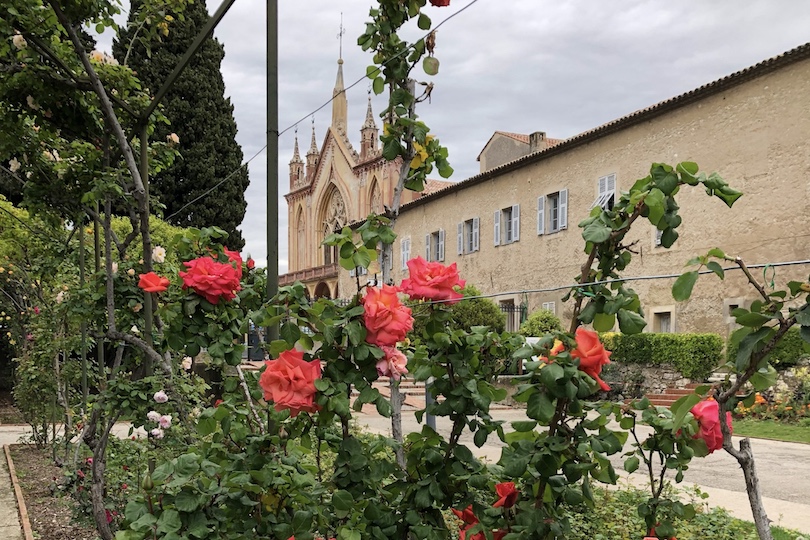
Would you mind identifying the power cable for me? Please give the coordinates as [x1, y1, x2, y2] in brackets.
[164, 0, 481, 222]
[414, 259, 810, 306]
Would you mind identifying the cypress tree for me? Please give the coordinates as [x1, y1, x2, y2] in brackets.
[114, 0, 249, 248]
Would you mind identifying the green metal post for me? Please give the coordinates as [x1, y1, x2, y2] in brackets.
[266, 0, 279, 342]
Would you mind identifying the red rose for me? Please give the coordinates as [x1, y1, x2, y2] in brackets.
[224, 247, 243, 279]
[399, 256, 466, 304]
[361, 285, 413, 346]
[570, 327, 611, 391]
[493, 481, 518, 508]
[429, 0, 451, 6]
[247, 258, 255, 270]
[259, 349, 322, 416]
[179, 256, 241, 304]
[138, 272, 170, 293]
[691, 398, 731, 453]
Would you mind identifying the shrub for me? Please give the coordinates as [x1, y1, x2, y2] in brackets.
[601, 332, 723, 380]
[519, 308, 562, 337]
[410, 285, 505, 337]
[726, 326, 810, 369]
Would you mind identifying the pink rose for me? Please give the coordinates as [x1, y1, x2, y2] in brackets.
[179, 256, 241, 304]
[377, 346, 408, 380]
[570, 327, 611, 391]
[361, 285, 413, 346]
[153, 391, 168, 403]
[399, 256, 466, 304]
[158, 415, 172, 429]
[259, 350, 322, 417]
[691, 398, 731, 453]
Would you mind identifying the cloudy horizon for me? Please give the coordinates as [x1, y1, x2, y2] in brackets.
[102, 1, 810, 274]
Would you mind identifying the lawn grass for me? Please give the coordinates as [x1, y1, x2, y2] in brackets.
[732, 418, 810, 444]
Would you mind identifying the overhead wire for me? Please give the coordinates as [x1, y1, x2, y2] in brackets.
[165, 0, 482, 220]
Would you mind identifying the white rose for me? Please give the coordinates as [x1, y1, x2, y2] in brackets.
[152, 246, 166, 264]
[167, 133, 179, 145]
[12, 33, 27, 50]
[181, 356, 193, 371]
[9, 158, 20, 173]
[146, 410, 161, 423]
[26, 95, 39, 110]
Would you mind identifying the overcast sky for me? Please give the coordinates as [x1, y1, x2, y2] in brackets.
[106, 1, 810, 274]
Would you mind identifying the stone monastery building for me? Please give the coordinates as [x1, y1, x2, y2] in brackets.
[286, 43, 810, 337]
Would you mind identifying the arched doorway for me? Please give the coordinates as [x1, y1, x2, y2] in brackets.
[314, 282, 332, 299]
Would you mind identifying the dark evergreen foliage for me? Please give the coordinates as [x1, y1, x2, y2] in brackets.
[114, 0, 249, 248]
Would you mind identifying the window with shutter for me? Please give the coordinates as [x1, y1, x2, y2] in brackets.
[537, 196, 545, 235]
[493, 210, 500, 246]
[511, 204, 520, 242]
[472, 217, 480, 252]
[438, 229, 445, 261]
[593, 174, 617, 209]
[457, 223, 463, 255]
[559, 188, 568, 230]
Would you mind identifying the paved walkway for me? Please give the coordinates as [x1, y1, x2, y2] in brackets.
[355, 408, 810, 534]
[0, 413, 807, 536]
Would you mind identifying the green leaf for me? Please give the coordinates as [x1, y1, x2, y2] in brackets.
[707, 247, 725, 259]
[527, 391, 555, 423]
[623, 456, 640, 474]
[736, 326, 773, 370]
[512, 420, 537, 432]
[582, 222, 612, 244]
[372, 76, 384, 95]
[801, 326, 810, 345]
[174, 490, 200, 512]
[670, 392, 701, 431]
[706, 261, 725, 279]
[617, 309, 646, 335]
[794, 306, 810, 326]
[593, 312, 616, 332]
[279, 322, 301, 344]
[672, 271, 699, 301]
[644, 187, 666, 225]
[735, 311, 771, 327]
[157, 509, 182, 534]
[332, 490, 354, 513]
[417, 13, 431, 30]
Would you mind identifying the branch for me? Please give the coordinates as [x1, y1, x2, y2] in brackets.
[236, 365, 266, 435]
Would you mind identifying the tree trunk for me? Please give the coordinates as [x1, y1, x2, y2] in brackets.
[736, 438, 773, 540]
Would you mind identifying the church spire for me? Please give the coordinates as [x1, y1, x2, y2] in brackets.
[360, 93, 379, 160]
[331, 58, 348, 133]
[289, 132, 304, 189]
[306, 121, 319, 183]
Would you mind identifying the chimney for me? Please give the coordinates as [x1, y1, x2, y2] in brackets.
[529, 131, 546, 153]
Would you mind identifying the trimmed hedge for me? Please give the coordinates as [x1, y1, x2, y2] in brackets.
[519, 309, 563, 337]
[725, 326, 809, 369]
[600, 332, 723, 381]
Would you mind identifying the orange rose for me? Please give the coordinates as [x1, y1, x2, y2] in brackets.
[570, 327, 611, 391]
[259, 350, 321, 416]
[361, 285, 413, 346]
[399, 256, 466, 304]
[138, 272, 170, 293]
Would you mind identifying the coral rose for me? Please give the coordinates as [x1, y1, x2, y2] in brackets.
[570, 327, 611, 391]
[691, 398, 731, 453]
[259, 350, 322, 416]
[138, 272, 170, 293]
[224, 247, 243, 279]
[377, 346, 408, 380]
[399, 256, 466, 304]
[493, 481, 518, 508]
[361, 285, 413, 346]
[179, 256, 241, 304]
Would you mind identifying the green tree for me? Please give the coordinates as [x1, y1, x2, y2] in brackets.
[113, 0, 249, 248]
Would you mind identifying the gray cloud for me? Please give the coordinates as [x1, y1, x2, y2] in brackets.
[104, 1, 810, 274]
